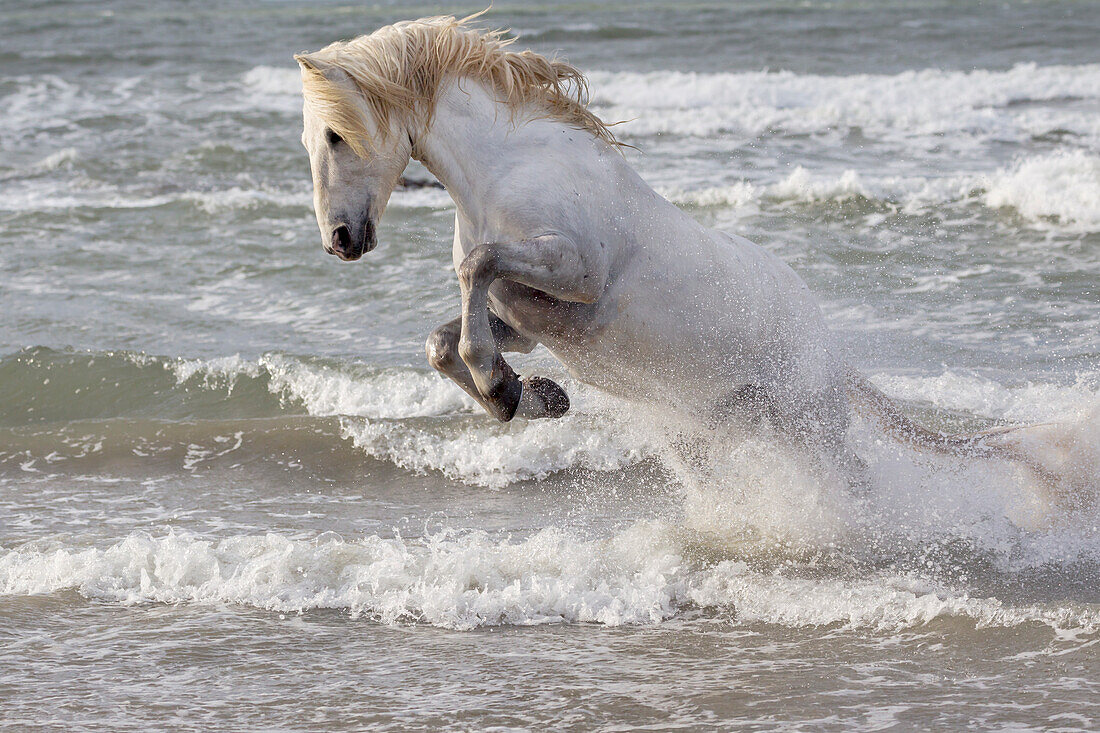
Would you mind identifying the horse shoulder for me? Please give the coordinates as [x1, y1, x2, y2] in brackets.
[480, 163, 610, 256]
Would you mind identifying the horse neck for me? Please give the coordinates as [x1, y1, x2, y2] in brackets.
[411, 79, 552, 223]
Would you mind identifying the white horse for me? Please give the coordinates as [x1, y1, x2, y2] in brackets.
[294, 14, 1046, 481]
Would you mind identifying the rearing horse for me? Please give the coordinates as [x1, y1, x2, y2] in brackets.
[294, 14, 1043, 480]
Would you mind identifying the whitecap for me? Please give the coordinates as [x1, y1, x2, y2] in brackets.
[3, 525, 1098, 634]
[982, 150, 1100, 232]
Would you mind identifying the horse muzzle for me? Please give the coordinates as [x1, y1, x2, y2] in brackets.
[326, 218, 376, 261]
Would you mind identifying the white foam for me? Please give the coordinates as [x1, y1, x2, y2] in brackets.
[0, 75, 94, 141]
[164, 354, 647, 486]
[169, 354, 264, 388]
[241, 65, 303, 98]
[870, 370, 1100, 424]
[983, 150, 1100, 232]
[662, 153, 1100, 232]
[341, 401, 645, 489]
[33, 148, 80, 172]
[0, 181, 178, 213]
[168, 354, 474, 419]
[387, 186, 453, 210]
[589, 63, 1100, 145]
[0, 177, 312, 215]
[686, 561, 1098, 631]
[265, 357, 473, 420]
[181, 186, 310, 214]
[850, 371, 1100, 537]
[769, 167, 870, 203]
[0, 172, 440, 215]
[661, 170, 877, 215]
[3, 525, 1097, 633]
[662, 181, 760, 210]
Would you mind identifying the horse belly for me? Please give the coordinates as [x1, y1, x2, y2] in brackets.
[488, 282, 667, 397]
[509, 291, 760, 409]
[491, 268, 841, 420]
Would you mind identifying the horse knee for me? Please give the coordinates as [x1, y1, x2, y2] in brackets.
[425, 325, 460, 372]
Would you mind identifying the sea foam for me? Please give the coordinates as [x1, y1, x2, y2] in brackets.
[6, 354, 1100, 631]
[984, 150, 1100, 232]
[167, 353, 646, 487]
[3, 524, 1098, 633]
[664, 153, 1100, 233]
[587, 63, 1100, 144]
[164, 353, 1100, 503]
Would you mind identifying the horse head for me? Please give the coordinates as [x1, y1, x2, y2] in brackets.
[295, 53, 413, 261]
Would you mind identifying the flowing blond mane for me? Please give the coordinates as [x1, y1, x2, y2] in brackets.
[294, 13, 620, 157]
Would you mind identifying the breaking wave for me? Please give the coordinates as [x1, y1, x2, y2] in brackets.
[0, 348, 644, 487]
[588, 63, 1100, 144]
[3, 347, 1100, 631]
[5, 347, 1098, 489]
[2, 522, 1099, 633]
[665, 151, 1100, 233]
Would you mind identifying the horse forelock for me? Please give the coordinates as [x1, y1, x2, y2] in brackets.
[295, 13, 621, 157]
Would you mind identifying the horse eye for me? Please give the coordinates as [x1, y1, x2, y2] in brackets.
[325, 128, 343, 146]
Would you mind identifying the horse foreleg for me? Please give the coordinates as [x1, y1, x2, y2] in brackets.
[426, 314, 569, 422]
[455, 234, 604, 421]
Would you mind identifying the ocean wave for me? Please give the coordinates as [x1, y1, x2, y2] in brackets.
[3, 525, 1097, 633]
[983, 150, 1100, 232]
[6, 350, 1100, 614]
[170, 353, 647, 487]
[512, 23, 658, 42]
[32, 147, 80, 172]
[4, 63, 1097, 197]
[0, 180, 311, 215]
[6, 150, 1093, 234]
[341, 407, 645, 489]
[6, 348, 1098, 497]
[7, 62, 1097, 230]
[241, 65, 303, 100]
[170, 349, 1100, 542]
[588, 63, 1100, 144]
[664, 151, 1100, 232]
[168, 353, 474, 420]
[0, 348, 472, 426]
[0, 176, 440, 216]
[870, 369, 1100, 425]
[180, 186, 310, 214]
[1, 348, 640, 487]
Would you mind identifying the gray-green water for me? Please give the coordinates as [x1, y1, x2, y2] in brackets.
[2, 1, 1100, 730]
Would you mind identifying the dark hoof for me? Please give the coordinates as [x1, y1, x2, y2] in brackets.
[521, 376, 570, 419]
[486, 355, 523, 422]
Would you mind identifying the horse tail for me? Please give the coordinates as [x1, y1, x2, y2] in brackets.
[845, 369, 1061, 486]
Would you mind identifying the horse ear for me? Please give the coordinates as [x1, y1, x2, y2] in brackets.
[294, 53, 325, 72]
[295, 53, 353, 85]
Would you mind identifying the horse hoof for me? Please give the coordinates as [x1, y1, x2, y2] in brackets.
[485, 354, 523, 422]
[517, 376, 570, 419]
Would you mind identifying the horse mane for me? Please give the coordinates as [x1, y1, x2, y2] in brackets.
[294, 12, 621, 157]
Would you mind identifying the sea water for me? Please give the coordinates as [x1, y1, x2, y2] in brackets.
[2, 1, 1100, 729]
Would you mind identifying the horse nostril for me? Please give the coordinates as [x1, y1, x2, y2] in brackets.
[331, 224, 352, 253]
